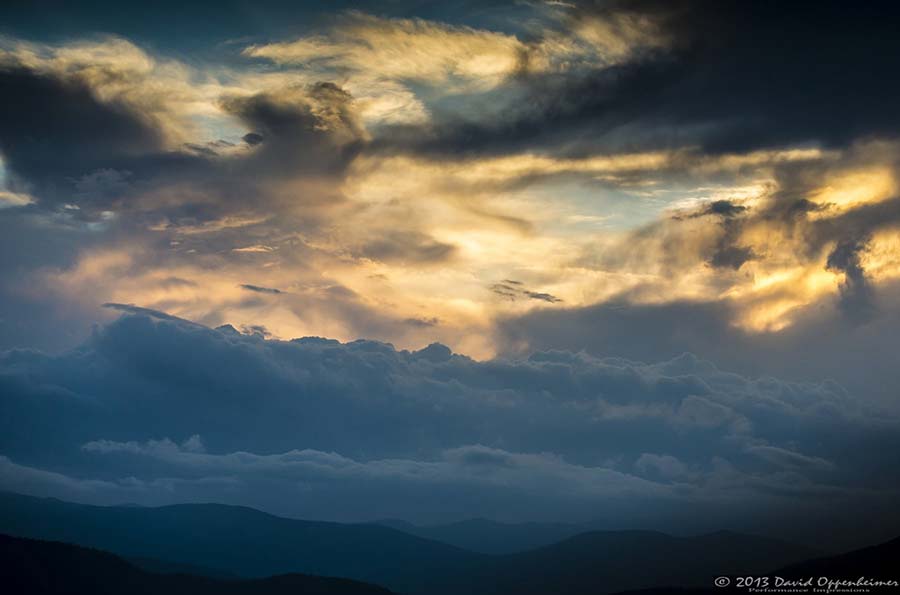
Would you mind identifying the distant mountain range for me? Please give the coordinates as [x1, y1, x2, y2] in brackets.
[0, 492, 832, 594]
[457, 529, 819, 595]
[0, 533, 393, 595]
[6, 531, 899, 595]
[374, 518, 587, 554]
[0, 492, 477, 595]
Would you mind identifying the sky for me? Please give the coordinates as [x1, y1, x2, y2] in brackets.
[1, 0, 900, 548]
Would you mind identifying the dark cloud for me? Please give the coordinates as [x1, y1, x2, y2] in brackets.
[0, 0, 357, 54]
[676, 200, 747, 220]
[102, 302, 200, 323]
[708, 245, 754, 270]
[490, 281, 563, 303]
[240, 284, 284, 295]
[242, 132, 264, 146]
[240, 324, 272, 337]
[522, 290, 562, 303]
[680, 200, 755, 270]
[374, 0, 900, 159]
[497, 279, 900, 407]
[1, 312, 899, 546]
[404, 317, 440, 328]
[826, 238, 875, 321]
[0, 65, 164, 208]
[222, 82, 364, 177]
[354, 232, 456, 265]
[0, 56, 363, 230]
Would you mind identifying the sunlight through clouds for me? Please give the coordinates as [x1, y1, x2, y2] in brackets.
[0, 2, 898, 376]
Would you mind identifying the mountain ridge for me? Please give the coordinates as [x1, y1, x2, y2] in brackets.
[373, 517, 588, 554]
[0, 491, 822, 595]
[0, 491, 480, 594]
[0, 533, 394, 594]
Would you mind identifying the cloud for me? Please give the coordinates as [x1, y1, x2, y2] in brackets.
[496, 279, 900, 407]
[548, 141, 900, 342]
[678, 200, 747, 220]
[0, 5, 895, 556]
[745, 445, 835, 472]
[0, 5, 897, 415]
[362, 1, 899, 163]
[0, 63, 164, 208]
[826, 237, 875, 321]
[221, 82, 365, 166]
[708, 245, 755, 270]
[244, 12, 525, 93]
[1, 312, 899, 536]
[102, 302, 198, 322]
[0, 190, 33, 208]
[490, 281, 563, 303]
[232, 245, 275, 253]
[635, 453, 690, 481]
[240, 6, 666, 133]
[353, 231, 457, 265]
[240, 284, 284, 295]
[76, 437, 667, 501]
[0, 38, 462, 353]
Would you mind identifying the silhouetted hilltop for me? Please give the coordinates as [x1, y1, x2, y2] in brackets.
[0, 533, 394, 595]
[775, 535, 900, 578]
[608, 535, 900, 595]
[467, 529, 818, 594]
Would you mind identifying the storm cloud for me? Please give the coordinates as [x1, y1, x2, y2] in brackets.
[374, 0, 900, 159]
[1, 311, 899, 546]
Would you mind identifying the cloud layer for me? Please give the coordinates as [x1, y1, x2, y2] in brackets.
[1, 311, 899, 545]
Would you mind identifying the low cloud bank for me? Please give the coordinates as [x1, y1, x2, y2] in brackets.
[1, 311, 899, 546]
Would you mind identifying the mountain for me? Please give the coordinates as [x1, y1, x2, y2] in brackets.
[0, 492, 819, 595]
[607, 535, 900, 595]
[374, 518, 586, 554]
[0, 491, 480, 595]
[464, 530, 819, 595]
[0, 533, 394, 595]
[775, 535, 900, 579]
[125, 556, 238, 579]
